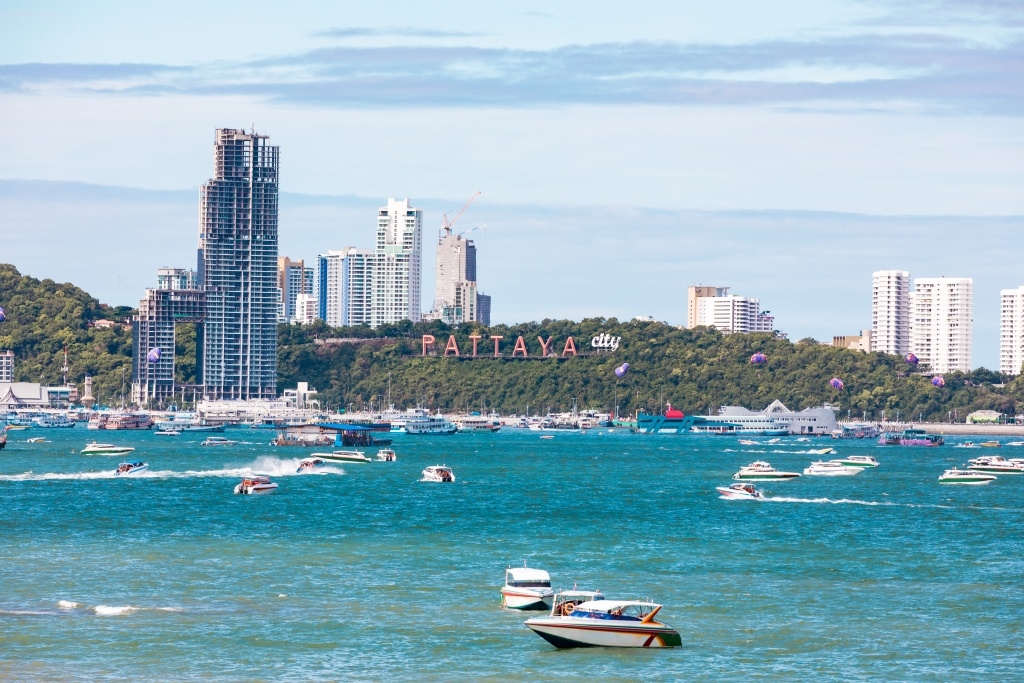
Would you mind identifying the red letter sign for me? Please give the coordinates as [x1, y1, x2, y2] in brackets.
[444, 335, 460, 357]
[422, 335, 436, 355]
[562, 336, 577, 357]
[513, 335, 528, 357]
[537, 336, 554, 356]
[490, 336, 503, 357]
[469, 334, 482, 357]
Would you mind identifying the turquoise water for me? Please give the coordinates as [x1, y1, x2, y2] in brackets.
[2, 428, 1023, 681]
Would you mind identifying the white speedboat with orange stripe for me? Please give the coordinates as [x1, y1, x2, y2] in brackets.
[525, 599, 682, 648]
[501, 566, 554, 610]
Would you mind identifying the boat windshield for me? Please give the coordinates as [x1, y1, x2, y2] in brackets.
[509, 580, 551, 588]
[570, 603, 655, 621]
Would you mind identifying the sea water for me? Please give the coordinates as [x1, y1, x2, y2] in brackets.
[1, 428, 1023, 681]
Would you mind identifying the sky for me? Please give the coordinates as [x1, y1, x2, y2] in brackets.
[1, 0, 1022, 368]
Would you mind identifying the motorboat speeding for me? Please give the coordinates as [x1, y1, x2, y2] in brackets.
[501, 566, 555, 610]
[114, 461, 148, 476]
[80, 443, 135, 456]
[201, 436, 238, 446]
[803, 461, 861, 476]
[807, 447, 835, 456]
[234, 476, 278, 495]
[312, 450, 373, 464]
[296, 458, 327, 473]
[831, 455, 879, 468]
[422, 465, 455, 482]
[939, 469, 996, 484]
[524, 599, 682, 649]
[376, 448, 397, 462]
[733, 461, 801, 481]
[716, 483, 764, 500]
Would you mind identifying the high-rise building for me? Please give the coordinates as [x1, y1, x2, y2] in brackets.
[1000, 285, 1024, 376]
[476, 293, 492, 326]
[871, 270, 910, 356]
[371, 198, 422, 327]
[695, 294, 771, 334]
[198, 128, 279, 400]
[318, 247, 374, 327]
[687, 286, 730, 328]
[0, 350, 13, 382]
[910, 277, 973, 373]
[434, 232, 476, 307]
[277, 257, 313, 322]
[293, 293, 318, 325]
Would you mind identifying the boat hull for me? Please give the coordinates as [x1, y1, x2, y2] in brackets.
[525, 618, 682, 648]
[939, 477, 994, 484]
[501, 588, 553, 610]
[733, 473, 800, 481]
[716, 487, 762, 500]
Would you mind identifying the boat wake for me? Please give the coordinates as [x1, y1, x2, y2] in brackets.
[765, 496, 957, 509]
[0, 457, 345, 481]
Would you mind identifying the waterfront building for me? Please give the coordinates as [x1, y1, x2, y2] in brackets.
[278, 257, 314, 322]
[0, 350, 12, 383]
[871, 269, 910, 356]
[1000, 285, 1024, 375]
[319, 247, 374, 327]
[0, 382, 75, 410]
[371, 198, 422, 327]
[910, 277, 973, 373]
[833, 330, 872, 352]
[198, 128, 279, 400]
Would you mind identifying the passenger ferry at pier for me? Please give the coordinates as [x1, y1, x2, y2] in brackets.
[91, 413, 154, 430]
[637, 400, 835, 436]
[453, 415, 502, 432]
[405, 415, 458, 435]
[879, 429, 944, 446]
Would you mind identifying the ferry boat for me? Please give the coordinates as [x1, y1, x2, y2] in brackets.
[831, 455, 879, 468]
[716, 483, 764, 500]
[80, 443, 136, 456]
[405, 416, 458, 435]
[525, 600, 682, 649]
[422, 465, 455, 482]
[831, 422, 880, 439]
[103, 414, 155, 431]
[500, 566, 554, 610]
[938, 469, 996, 484]
[803, 461, 861, 476]
[733, 461, 801, 481]
[201, 436, 238, 446]
[32, 414, 76, 428]
[312, 450, 373, 464]
[879, 429, 943, 446]
[453, 415, 502, 432]
[114, 461, 148, 476]
[234, 476, 278, 495]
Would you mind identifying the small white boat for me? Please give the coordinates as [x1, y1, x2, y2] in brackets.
[733, 461, 801, 481]
[939, 469, 996, 484]
[803, 460, 861, 476]
[422, 465, 455, 482]
[201, 436, 238, 446]
[27, 437, 48, 443]
[738, 439, 758, 446]
[830, 455, 879, 468]
[540, 435, 554, 440]
[807, 447, 835, 456]
[501, 566, 554, 610]
[980, 441, 1002, 448]
[956, 441, 978, 449]
[1006, 441, 1024, 447]
[966, 456, 1022, 474]
[80, 443, 135, 456]
[234, 475, 278, 495]
[376, 448, 397, 462]
[716, 483, 764, 500]
[296, 458, 327, 473]
[796, 437, 811, 442]
[312, 450, 372, 464]
[766, 438, 781, 445]
[155, 429, 180, 436]
[114, 461, 148, 476]
[525, 600, 682, 649]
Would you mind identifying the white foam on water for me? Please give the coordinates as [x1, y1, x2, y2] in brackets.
[57, 600, 80, 609]
[93, 605, 137, 616]
[766, 497, 956, 509]
[0, 457, 346, 482]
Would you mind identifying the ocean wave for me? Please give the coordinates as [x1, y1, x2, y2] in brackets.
[57, 600, 80, 609]
[93, 605, 137, 616]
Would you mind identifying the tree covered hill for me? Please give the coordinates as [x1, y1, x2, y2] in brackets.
[0, 264, 134, 403]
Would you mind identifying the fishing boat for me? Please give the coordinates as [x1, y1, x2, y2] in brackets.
[80, 443, 135, 456]
[938, 469, 996, 484]
[967, 456, 1023, 474]
[201, 436, 238, 446]
[375, 448, 397, 462]
[524, 600, 682, 649]
[716, 483, 764, 500]
[733, 461, 801, 481]
[114, 461, 148, 476]
[312, 450, 373, 464]
[803, 460, 861, 476]
[501, 566, 554, 610]
[422, 465, 455, 482]
[879, 429, 943, 446]
[296, 458, 327, 473]
[234, 476, 278, 495]
[830, 455, 879, 468]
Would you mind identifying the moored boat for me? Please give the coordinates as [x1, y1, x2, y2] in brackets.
[422, 465, 455, 482]
[967, 456, 1023, 474]
[830, 455, 879, 468]
[501, 566, 554, 610]
[234, 476, 278, 495]
[524, 600, 682, 649]
[405, 416, 458, 435]
[938, 468, 996, 484]
[716, 483, 764, 500]
[733, 461, 801, 481]
[114, 461, 148, 476]
[80, 443, 135, 456]
[154, 429, 180, 436]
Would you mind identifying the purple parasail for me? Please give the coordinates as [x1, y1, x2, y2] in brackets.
[750, 353, 767, 365]
[147, 347, 161, 363]
[829, 378, 844, 390]
[905, 353, 919, 365]
[931, 376, 945, 387]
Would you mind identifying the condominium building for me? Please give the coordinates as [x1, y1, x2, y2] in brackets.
[910, 277, 973, 373]
[278, 257, 314, 322]
[687, 286, 730, 328]
[1000, 285, 1024, 376]
[318, 247, 374, 327]
[156, 267, 199, 291]
[476, 293, 492, 326]
[371, 198, 422, 327]
[0, 350, 13, 383]
[197, 128, 279, 400]
[696, 294, 773, 334]
[871, 269, 910, 355]
[293, 293, 318, 325]
[429, 230, 490, 325]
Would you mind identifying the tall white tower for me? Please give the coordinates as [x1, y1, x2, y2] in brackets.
[871, 270, 910, 356]
[371, 198, 422, 327]
[910, 277, 973, 373]
[1000, 286, 1024, 376]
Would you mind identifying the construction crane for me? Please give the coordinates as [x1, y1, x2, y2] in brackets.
[457, 224, 486, 238]
[442, 191, 481, 236]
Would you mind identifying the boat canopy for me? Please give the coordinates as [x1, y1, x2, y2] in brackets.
[569, 600, 662, 621]
[507, 567, 551, 585]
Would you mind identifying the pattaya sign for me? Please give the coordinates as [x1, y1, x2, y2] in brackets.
[422, 335, 578, 358]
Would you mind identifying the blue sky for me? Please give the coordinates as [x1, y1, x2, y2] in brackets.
[1, 1, 1022, 367]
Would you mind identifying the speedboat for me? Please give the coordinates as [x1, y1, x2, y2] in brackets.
[1006, 441, 1024, 447]
[540, 435, 554, 440]
[956, 441, 978, 449]
[766, 438, 781, 444]
[114, 461, 148, 476]
[716, 483, 764, 500]
[525, 600, 682, 649]
[939, 469, 996, 484]
[296, 458, 327, 473]
[738, 439, 758, 446]
[967, 456, 1023, 474]
[830, 455, 879, 468]
[201, 436, 238, 446]
[234, 476, 278, 495]
[80, 443, 135, 456]
[733, 461, 800, 481]
[155, 429, 180, 436]
[549, 589, 605, 616]
[980, 441, 1001, 448]
[27, 437, 48, 443]
[807, 447, 835, 456]
[803, 461, 861, 476]
[422, 465, 455, 482]
[312, 450, 373, 464]
[501, 566, 554, 610]
[376, 448, 397, 462]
